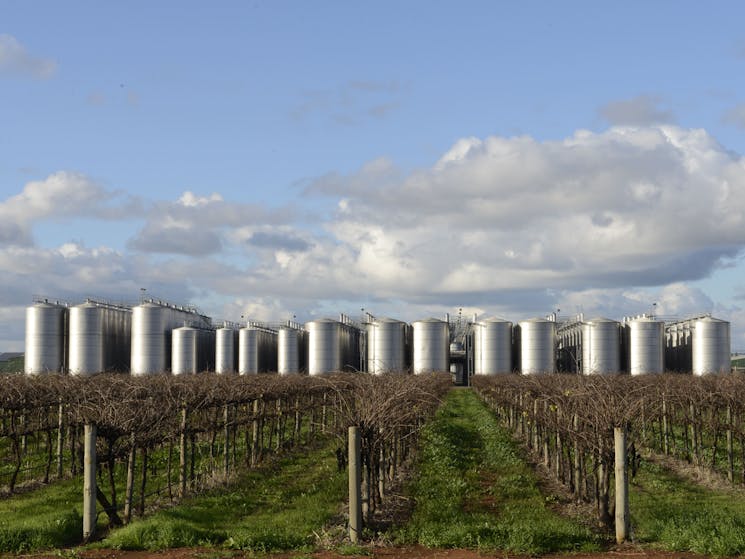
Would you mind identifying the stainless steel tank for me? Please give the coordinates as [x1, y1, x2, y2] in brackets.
[131, 302, 167, 375]
[474, 318, 512, 375]
[581, 318, 621, 375]
[628, 318, 664, 375]
[68, 302, 103, 376]
[412, 318, 449, 374]
[259, 329, 279, 372]
[307, 319, 341, 375]
[518, 318, 556, 375]
[692, 317, 730, 375]
[25, 301, 67, 375]
[215, 327, 235, 374]
[369, 318, 407, 374]
[278, 327, 299, 374]
[238, 327, 259, 374]
[172, 326, 197, 375]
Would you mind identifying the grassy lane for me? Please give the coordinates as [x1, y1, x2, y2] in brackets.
[99, 439, 346, 552]
[631, 458, 745, 555]
[397, 388, 598, 553]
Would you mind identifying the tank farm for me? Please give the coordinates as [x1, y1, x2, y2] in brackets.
[24, 297, 732, 378]
[11, 296, 742, 551]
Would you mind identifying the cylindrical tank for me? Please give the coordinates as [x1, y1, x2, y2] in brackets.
[215, 327, 235, 374]
[172, 326, 197, 375]
[238, 327, 258, 374]
[518, 318, 556, 374]
[369, 318, 407, 373]
[412, 319, 449, 374]
[131, 303, 167, 375]
[581, 318, 621, 375]
[628, 318, 664, 375]
[278, 327, 299, 374]
[69, 302, 103, 376]
[25, 302, 67, 375]
[307, 319, 341, 375]
[474, 318, 512, 375]
[692, 317, 730, 375]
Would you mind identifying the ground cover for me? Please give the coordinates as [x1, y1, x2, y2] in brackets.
[630, 455, 745, 555]
[0, 475, 87, 552]
[98, 438, 346, 552]
[396, 388, 599, 553]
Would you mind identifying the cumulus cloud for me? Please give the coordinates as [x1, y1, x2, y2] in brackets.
[6, 125, 745, 349]
[299, 126, 745, 306]
[127, 191, 294, 256]
[0, 34, 56, 79]
[557, 284, 714, 321]
[598, 95, 675, 126]
[0, 171, 141, 246]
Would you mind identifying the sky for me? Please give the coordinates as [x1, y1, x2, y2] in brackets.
[2, 1, 745, 352]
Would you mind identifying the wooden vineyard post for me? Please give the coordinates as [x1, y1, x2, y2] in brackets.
[56, 400, 64, 479]
[83, 423, 97, 542]
[614, 426, 629, 543]
[348, 426, 362, 543]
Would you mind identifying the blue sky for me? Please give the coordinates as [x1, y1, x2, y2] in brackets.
[2, 1, 745, 351]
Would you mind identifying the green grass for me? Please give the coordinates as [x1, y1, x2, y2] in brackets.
[99, 439, 346, 552]
[631, 458, 745, 555]
[0, 476, 92, 552]
[397, 389, 599, 553]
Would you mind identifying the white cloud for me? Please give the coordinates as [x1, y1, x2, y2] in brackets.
[4, 125, 745, 349]
[300, 126, 745, 303]
[0, 171, 141, 246]
[128, 191, 294, 256]
[178, 191, 223, 207]
[0, 34, 56, 79]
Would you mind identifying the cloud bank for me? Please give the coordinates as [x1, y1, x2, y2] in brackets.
[3, 124, 745, 347]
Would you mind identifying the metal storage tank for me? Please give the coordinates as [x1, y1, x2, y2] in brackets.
[307, 319, 341, 375]
[69, 302, 103, 376]
[628, 318, 664, 375]
[581, 318, 621, 375]
[474, 318, 512, 375]
[238, 327, 259, 374]
[518, 318, 556, 375]
[692, 317, 730, 375]
[369, 318, 407, 374]
[172, 326, 197, 375]
[278, 327, 300, 374]
[25, 301, 67, 375]
[215, 327, 235, 374]
[131, 303, 167, 375]
[412, 318, 449, 374]
[258, 329, 279, 372]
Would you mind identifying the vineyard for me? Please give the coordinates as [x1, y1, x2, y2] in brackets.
[3, 372, 745, 556]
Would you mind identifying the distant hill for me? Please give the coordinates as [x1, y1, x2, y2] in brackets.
[0, 355, 23, 373]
